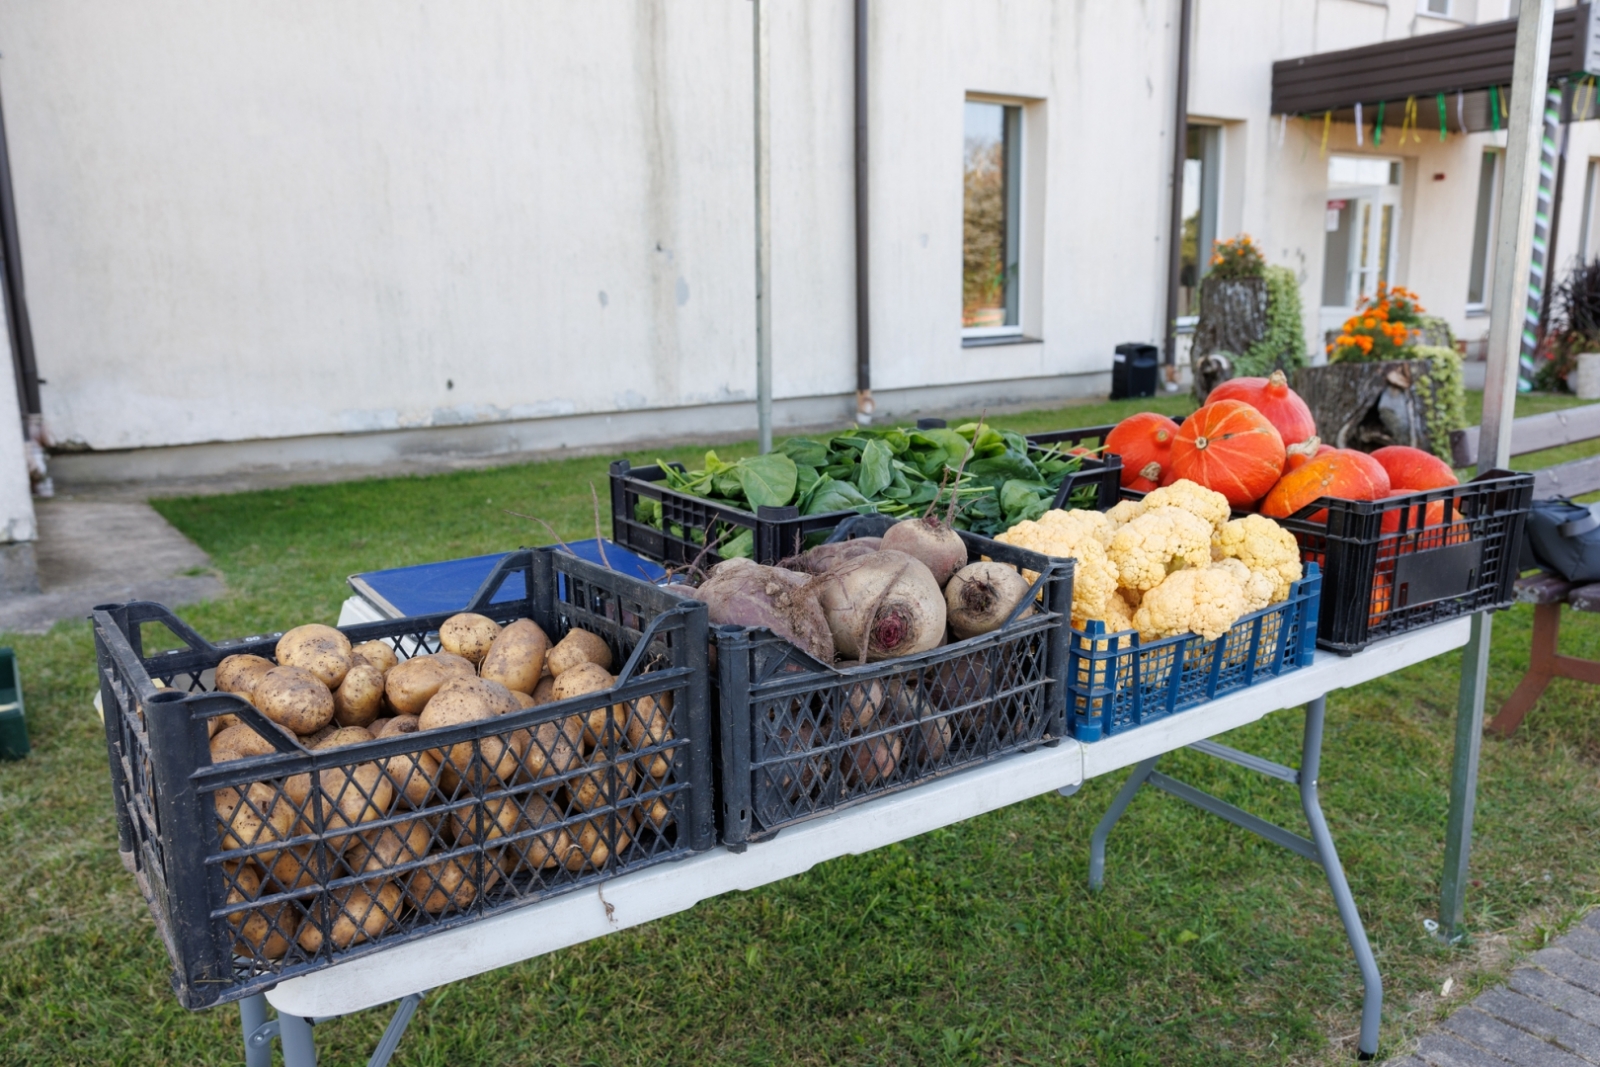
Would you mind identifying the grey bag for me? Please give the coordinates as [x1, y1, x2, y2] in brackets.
[1520, 497, 1600, 583]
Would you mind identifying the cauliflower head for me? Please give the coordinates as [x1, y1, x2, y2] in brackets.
[995, 517, 1119, 620]
[1037, 507, 1114, 547]
[1133, 567, 1249, 642]
[1104, 498, 1148, 527]
[1141, 479, 1231, 532]
[1105, 506, 1212, 592]
[1213, 514, 1303, 603]
[1211, 558, 1274, 614]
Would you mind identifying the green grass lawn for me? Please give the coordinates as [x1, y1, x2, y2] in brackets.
[2, 391, 1598, 1066]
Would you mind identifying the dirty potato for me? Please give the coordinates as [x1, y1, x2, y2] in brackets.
[439, 613, 501, 665]
[275, 624, 352, 690]
[253, 665, 336, 735]
[479, 618, 551, 694]
[333, 663, 385, 729]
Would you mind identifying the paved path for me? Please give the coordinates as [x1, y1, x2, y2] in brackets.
[0, 499, 222, 634]
[1389, 910, 1600, 1066]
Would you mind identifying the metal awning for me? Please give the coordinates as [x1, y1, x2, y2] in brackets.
[1272, 3, 1600, 128]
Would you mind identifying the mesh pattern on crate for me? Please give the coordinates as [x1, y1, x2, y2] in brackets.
[744, 623, 1056, 832]
[1289, 481, 1522, 645]
[203, 675, 690, 979]
[1066, 571, 1317, 738]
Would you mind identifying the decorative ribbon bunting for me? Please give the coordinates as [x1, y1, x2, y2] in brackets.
[1277, 112, 1287, 147]
[1321, 110, 1331, 156]
[1437, 93, 1447, 141]
[1355, 101, 1364, 146]
[1374, 99, 1385, 145]
[1490, 85, 1501, 132]
[1400, 95, 1422, 144]
[1458, 90, 1466, 134]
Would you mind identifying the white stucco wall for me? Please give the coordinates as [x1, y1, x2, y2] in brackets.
[0, 329, 36, 544]
[0, 0, 1583, 476]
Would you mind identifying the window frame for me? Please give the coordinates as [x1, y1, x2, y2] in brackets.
[1175, 122, 1223, 331]
[961, 96, 1027, 341]
[1466, 149, 1503, 315]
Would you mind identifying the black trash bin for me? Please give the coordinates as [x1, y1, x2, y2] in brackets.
[1110, 343, 1159, 400]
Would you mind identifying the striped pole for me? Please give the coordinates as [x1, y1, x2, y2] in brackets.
[1519, 85, 1562, 392]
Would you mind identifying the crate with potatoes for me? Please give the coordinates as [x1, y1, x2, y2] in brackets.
[684, 513, 1074, 848]
[92, 547, 712, 1009]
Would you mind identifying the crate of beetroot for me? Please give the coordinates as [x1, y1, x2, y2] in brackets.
[93, 548, 713, 1009]
[1019, 374, 1533, 653]
[680, 512, 1074, 847]
[610, 420, 1120, 569]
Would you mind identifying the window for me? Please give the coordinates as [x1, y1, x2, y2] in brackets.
[1321, 155, 1402, 328]
[1423, 0, 1452, 15]
[1580, 159, 1600, 263]
[962, 101, 1022, 335]
[1177, 125, 1220, 320]
[1467, 150, 1502, 308]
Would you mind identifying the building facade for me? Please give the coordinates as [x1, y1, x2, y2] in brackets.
[0, 0, 1586, 579]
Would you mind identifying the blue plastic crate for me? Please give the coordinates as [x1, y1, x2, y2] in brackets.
[1066, 563, 1321, 741]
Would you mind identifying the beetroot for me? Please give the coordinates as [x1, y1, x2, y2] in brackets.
[880, 516, 968, 587]
[787, 537, 882, 576]
[690, 558, 835, 662]
[944, 562, 1034, 640]
[815, 550, 947, 662]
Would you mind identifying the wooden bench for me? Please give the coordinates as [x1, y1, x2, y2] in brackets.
[1449, 402, 1600, 735]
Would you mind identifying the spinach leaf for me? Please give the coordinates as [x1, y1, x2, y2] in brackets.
[778, 437, 830, 468]
[806, 476, 872, 515]
[857, 438, 894, 499]
[735, 452, 798, 509]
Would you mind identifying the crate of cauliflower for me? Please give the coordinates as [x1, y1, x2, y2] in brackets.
[996, 479, 1321, 740]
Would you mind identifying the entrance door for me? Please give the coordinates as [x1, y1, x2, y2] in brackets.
[1321, 157, 1402, 335]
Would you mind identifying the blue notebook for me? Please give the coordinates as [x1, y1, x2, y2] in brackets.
[347, 540, 666, 620]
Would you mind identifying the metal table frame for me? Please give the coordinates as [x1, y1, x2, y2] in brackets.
[236, 618, 1469, 1065]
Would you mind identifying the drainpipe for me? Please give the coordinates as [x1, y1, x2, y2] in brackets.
[854, 0, 873, 425]
[1162, 0, 1194, 379]
[0, 73, 46, 496]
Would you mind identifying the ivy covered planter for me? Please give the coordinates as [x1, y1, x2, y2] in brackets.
[1292, 347, 1465, 461]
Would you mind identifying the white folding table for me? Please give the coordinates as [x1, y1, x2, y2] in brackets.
[238, 616, 1470, 1066]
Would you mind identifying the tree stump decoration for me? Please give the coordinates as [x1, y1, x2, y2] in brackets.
[1191, 276, 1267, 403]
[1292, 359, 1446, 454]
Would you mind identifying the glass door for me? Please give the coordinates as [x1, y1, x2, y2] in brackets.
[1321, 156, 1402, 335]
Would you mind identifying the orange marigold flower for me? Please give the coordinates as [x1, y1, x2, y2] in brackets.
[1356, 335, 1374, 352]
[1363, 317, 1376, 329]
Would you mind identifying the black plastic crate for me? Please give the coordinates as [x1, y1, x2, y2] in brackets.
[93, 548, 713, 1009]
[1066, 565, 1321, 740]
[1273, 469, 1533, 653]
[711, 514, 1074, 848]
[610, 448, 1121, 570]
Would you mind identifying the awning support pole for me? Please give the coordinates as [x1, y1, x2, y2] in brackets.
[753, 0, 773, 454]
[1440, 0, 1554, 944]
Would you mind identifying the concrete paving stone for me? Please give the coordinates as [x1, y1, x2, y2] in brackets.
[1586, 911, 1600, 936]
[1384, 1057, 1428, 1067]
[1563, 926, 1600, 965]
[1475, 988, 1600, 1063]
[1535, 949, 1600, 998]
[1442, 1008, 1594, 1067]
[1416, 1032, 1520, 1067]
[1511, 969, 1600, 1027]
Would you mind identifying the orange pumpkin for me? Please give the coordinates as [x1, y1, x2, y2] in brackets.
[1105, 413, 1179, 491]
[1207, 369, 1318, 450]
[1259, 448, 1390, 519]
[1370, 445, 1459, 492]
[1284, 441, 1334, 473]
[1169, 400, 1286, 507]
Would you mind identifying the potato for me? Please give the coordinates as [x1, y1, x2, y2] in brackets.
[434, 652, 477, 677]
[412, 855, 500, 913]
[373, 714, 420, 738]
[283, 760, 395, 852]
[505, 793, 571, 872]
[345, 816, 431, 875]
[529, 677, 556, 705]
[224, 863, 296, 959]
[276, 624, 353, 690]
[510, 691, 536, 710]
[210, 721, 284, 763]
[381, 748, 441, 809]
[436, 675, 519, 716]
[520, 717, 584, 780]
[216, 780, 295, 860]
[562, 815, 632, 872]
[261, 844, 325, 892]
[350, 640, 398, 675]
[207, 711, 243, 739]
[642, 796, 672, 832]
[314, 726, 373, 749]
[216, 654, 274, 697]
[439, 613, 502, 665]
[333, 663, 385, 728]
[419, 682, 520, 789]
[551, 663, 623, 748]
[254, 665, 336, 736]
[296, 880, 401, 953]
[479, 619, 551, 694]
[572, 755, 639, 813]
[302, 724, 339, 747]
[384, 657, 451, 716]
[546, 629, 612, 677]
[449, 794, 520, 846]
[624, 692, 673, 751]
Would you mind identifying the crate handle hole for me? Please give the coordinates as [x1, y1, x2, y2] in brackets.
[147, 691, 187, 704]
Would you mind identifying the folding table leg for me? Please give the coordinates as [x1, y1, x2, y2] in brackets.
[239, 995, 271, 1067]
[1088, 755, 1159, 891]
[1299, 696, 1382, 1060]
[278, 1012, 317, 1067]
